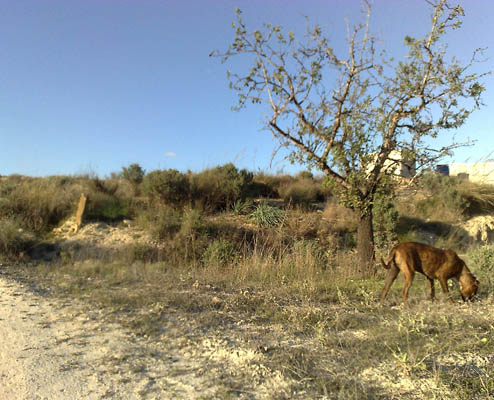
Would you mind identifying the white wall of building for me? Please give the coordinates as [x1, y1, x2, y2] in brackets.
[449, 162, 494, 184]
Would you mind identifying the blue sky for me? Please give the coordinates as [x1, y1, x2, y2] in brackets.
[0, 0, 492, 177]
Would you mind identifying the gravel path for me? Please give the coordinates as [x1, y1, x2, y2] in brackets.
[0, 273, 294, 399]
[0, 275, 209, 399]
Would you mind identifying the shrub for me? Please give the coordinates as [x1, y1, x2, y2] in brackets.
[136, 205, 182, 240]
[467, 245, 494, 272]
[245, 180, 276, 198]
[249, 202, 285, 227]
[296, 170, 314, 180]
[278, 179, 326, 208]
[373, 196, 399, 247]
[189, 163, 253, 211]
[231, 199, 254, 215]
[252, 172, 293, 198]
[121, 163, 145, 195]
[0, 176, 77, 232]
[202, 238, 238, 268]
[121, 163, 145, 186]
[414, 173, 469, 222]
[0, 218, 29, 258]
[459, 182, 494, 216]
[142, 169, 189, 207]
[85, 193, 130, 222]
[178, 208, 208, 239]
[88, 177, 119, 196]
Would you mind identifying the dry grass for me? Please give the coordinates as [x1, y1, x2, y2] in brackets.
[459, 182, 494, 216]
[8, 249, 494, 399]
[2, 172, 494, 398]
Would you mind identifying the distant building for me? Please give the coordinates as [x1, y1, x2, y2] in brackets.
[436, 164, 450, 176]
[366, 150, 416, 178]
[449, 163, 494, 184]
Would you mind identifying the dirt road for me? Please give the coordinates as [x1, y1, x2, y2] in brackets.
[0, 275, 161, 399]
[0, 272, 295, 399]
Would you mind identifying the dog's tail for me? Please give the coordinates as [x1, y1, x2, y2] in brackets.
[381, 247, 397, 270]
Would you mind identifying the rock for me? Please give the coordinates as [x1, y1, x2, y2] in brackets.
[53, 216, 79, 235]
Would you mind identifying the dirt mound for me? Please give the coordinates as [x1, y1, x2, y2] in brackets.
[53, 219, 156, 248]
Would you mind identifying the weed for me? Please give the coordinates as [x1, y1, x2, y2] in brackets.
[249, 202, 285, 227]
[202, 239, 238, 268]
[231, 199, 254, 215]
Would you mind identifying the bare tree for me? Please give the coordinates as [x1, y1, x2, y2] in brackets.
[212, 0, 487, 274]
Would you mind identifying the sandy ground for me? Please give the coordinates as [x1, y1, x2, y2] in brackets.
[0, 275, 153, 399]
[0, 273, 222, 400]
[0, 271, 296, 400]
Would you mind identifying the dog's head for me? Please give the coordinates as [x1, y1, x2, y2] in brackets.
[460, 273, 479, 302]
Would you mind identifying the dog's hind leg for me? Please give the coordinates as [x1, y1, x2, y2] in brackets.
[401, 268, 414, 307]
[380, 266, 400, 302]
[427, 277, 436, 301]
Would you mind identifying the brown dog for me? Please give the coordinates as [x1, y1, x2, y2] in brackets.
[380, 242, 479, 306]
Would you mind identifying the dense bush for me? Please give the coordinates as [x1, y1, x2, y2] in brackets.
[121, 163, 145, 186]
[278, 178, 326, 208]
[81, 177, 131, 222]
[142, 169, 189, 207]
[322, 201, 357, 233]
[414, 173, 469, 222]
[0, 218, 27, 258]
[373, 196, 399, 246]
[0, 176, 78, 232]
[121, 163, 145, 195]
[252, 172, 293, 198]
[85, 193, 130, 222]
[136, 205, 182, 240]
[459, 182, 494, 216]
[189, 163, 253, 211]
[468, 245, 494, 272]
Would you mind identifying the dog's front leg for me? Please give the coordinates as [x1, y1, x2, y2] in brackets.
[427, 277, 436, 302]
[438, 278, 455, 304]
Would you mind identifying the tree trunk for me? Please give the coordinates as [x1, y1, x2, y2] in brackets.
[357, 209, 376, 276]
